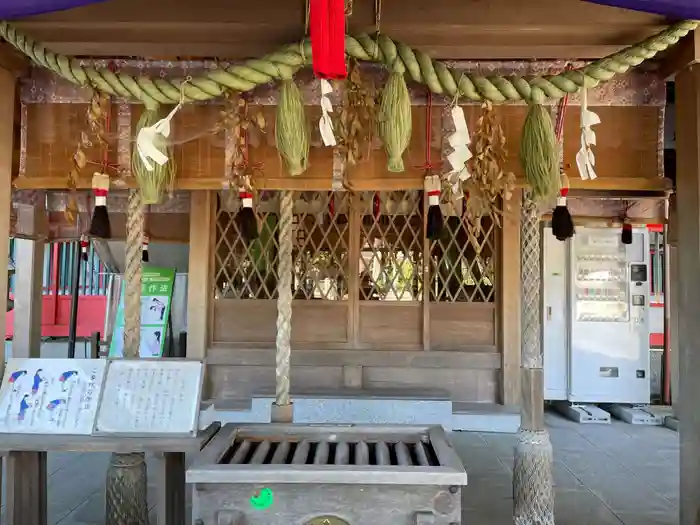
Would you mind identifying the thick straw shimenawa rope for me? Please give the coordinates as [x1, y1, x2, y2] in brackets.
[0, 20, 696, 108]
[275, 190, 294, 407]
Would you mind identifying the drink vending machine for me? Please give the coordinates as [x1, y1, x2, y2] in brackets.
[543, 226, 653, 421]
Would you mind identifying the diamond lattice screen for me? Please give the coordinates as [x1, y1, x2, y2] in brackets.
[430, 203, 497, 303]
[358, 191, 424, 302]
[214, 191, 349, 300]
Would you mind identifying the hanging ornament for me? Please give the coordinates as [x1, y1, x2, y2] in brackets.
[135, 105, 181, 171]
[373, 193, 380, 220]
[576, 88, 600, 180]
[319, 79, 337, 147]
[551, 77, 575, 242]
[552, 176, 575, 241]
[309, 0, 348, 80]
[80, 235, 89, 262]
[135, 81, 189, 172]
[142, 234, 150, 263]
[425, 174, 444, 240]
[236, 181, 258, 242]
[444, 104, 473, 196]
[621, 220, 633, 245]
[88, 172, 111, 239]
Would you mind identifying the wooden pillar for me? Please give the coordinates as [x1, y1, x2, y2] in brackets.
[13, 233, 45, 359]
[668, 244, 680, 415]
[499, 188, 522, 406]
[0, 66, 16, 371]
[674, 62, 700, 525]
[187, 191, 213, 361]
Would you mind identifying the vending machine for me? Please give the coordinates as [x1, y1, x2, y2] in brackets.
[543, 226, 651, 407]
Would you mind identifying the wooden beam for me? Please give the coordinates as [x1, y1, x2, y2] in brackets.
[12, 0, 666, 61]
[13, 176, 672, 192]
[658, 30, 700, 80]
[673, 62, 700, 525]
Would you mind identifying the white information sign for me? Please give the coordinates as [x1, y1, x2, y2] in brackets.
[0, 358, 107, 435]
[94, 359, 204, 436]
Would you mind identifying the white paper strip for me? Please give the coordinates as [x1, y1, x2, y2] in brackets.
[319, 79, 337, 147]
[576, 88, 599, 180]
[136, 103, 182, 172]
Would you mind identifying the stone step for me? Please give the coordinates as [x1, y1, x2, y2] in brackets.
[200, 392, 521, 433]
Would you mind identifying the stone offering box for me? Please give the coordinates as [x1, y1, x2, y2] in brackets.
[187, 423, 468, 525]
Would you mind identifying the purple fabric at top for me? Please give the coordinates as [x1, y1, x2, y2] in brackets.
[0, 0, 106, 19]
[584, 0, 700, 19]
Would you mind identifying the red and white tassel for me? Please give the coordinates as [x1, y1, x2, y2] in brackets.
[142, 234, 150, 263]
[80, 235, 89, 262]
[236, 189, 258, 242]
[425, 174, 444, 240]
[551, 182, 575, 241]
[88, 172, 111, 238]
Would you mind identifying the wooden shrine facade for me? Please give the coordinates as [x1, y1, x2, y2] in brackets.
[5, 15, 673, 407]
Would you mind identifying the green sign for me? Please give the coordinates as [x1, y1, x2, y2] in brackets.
[108, 267, 176, 358]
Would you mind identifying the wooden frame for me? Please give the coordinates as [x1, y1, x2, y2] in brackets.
[210, 190, 500, 354]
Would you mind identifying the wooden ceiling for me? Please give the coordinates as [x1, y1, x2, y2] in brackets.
[9, 0, 669, 61]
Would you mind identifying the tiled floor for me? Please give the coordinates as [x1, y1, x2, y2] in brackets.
[1, 410, 679, 524]
[453, 411, 678, 525]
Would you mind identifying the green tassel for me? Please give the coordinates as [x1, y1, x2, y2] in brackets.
[276, 80, 309, 176]
[519, 103, 559, 202]
[379, 67, 412, 173]
[131, 108, 176, 205]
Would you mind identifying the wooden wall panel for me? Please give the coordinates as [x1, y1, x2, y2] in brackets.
[213, 299, 277, 343]
[291, 303, 348, 343]
[206, 347, 502, 403]
[213, 299, 349, 344]
[208, 364, 344, 399]
[358, 303, 422, 348]
[18, 105, 664, 192]
[362, 367, 499, 403]
[563, 106, 661, 180]
[430, 303, 496, 349]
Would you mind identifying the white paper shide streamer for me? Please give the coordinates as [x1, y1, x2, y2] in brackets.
[576, 89, 600, 180]
[136, 103, 182, 172]
[445, 106, 472, 196]
[319, 79, 337, 147]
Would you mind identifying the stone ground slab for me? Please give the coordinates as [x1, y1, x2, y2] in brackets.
[0, 409, 678, 524]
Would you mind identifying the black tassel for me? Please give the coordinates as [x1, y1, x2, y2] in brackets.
[80, 236, 89, 262]
[425, 174, 444, 241]
[551, 188, 575, 241]
[88, 172, 111, 239]
[621, 222, 633, 245]
[142, 236, 150, 263]
[236, 191, 258, 242]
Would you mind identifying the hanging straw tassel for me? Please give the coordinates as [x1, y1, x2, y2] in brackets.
[425, 174, 444, 240]
[88, 172, 111, 239]
[551, 175, 575, 241]
[276, 80, 310, 176]
[80, 235, 89, 262]
[236, 188, 259, 242]
[379, 64, 412, 173]
[142, 234, 150, 263]
[520, 97, 559, 201]
[132, 108, 177, 204]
